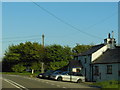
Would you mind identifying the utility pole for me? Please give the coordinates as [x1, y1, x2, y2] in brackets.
[41, 34, 44, 73]
[42, 34, 44, 48]
[118, 1, 120, 46]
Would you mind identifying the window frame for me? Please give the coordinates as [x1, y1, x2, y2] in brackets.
[107, 65, 112, 74]
[84, 58, 87, 64]
[118, 71, 120, 76]
[94, 66, 99, 76]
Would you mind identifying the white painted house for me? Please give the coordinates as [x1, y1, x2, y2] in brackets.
[74, 32, 120, 82]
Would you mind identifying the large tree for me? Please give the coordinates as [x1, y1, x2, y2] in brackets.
[2, 43, 73, 72]
[72, 44, 93, 55]
[2, 42, 93, 72]
[2, 42, 44, 72]
[45, 45, 72, 70]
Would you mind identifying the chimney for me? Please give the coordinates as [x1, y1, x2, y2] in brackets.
[111, 31, 116, 49]
[104, 33, 111, 45]
[104, 31, 116, 49]
[112, 31, 114, 38]
[108, 33, 111, 38]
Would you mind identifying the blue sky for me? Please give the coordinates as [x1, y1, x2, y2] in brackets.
[1, 2, 118, 58]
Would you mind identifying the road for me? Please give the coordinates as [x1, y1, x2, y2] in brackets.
[1, 74, 99, 90]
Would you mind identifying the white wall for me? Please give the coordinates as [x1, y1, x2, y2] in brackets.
[93, 63, 120, 82]
[78, 55, 92, 81]
[92, 45, 108, 62]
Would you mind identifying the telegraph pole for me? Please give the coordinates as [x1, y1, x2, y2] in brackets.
[118, 2, 120, 85]
[41, 34, 44, 73]
[42, 34, 44, 48]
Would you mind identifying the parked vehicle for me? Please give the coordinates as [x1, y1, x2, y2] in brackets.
[42, 70, 54, 79]
[37, 70, 54, 79]
[50, 70, 63, 79]
[50, 71, 85, 83]
[37, 73, 44, 78]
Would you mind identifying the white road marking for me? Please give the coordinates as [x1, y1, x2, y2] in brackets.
[3, 78, 29, 90]
[62, 87, 66, 88]
[3, 79, 23, 90]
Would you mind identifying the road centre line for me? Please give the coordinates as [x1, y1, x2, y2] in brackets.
[3, 78, 29, 90]
[6, 75, 70, 88]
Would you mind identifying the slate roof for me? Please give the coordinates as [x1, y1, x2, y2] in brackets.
[58, 60, 83, 71]
[68, 60, 83, 68]
[78, 44, 105, 56]
[92, 46, 120, 64]
[57, 65, 68, 71]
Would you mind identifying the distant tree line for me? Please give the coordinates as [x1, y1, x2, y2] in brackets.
[2, 42, 93, 72]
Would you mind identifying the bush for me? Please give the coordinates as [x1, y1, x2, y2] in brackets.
[12, 64, 26, 73]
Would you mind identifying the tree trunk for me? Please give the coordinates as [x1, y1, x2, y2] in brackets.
[32, 69, 34, 74]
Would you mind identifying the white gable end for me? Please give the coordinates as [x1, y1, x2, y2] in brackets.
[91, 45, 108, 62]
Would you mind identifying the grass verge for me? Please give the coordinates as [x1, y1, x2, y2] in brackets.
[2, 72, 40, 77]
[90, 80, 120, 88]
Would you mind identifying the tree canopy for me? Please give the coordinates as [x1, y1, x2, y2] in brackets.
[2, 42, 72, 72]
[72, 44, 93, 55]
[2, 42, 93, 72]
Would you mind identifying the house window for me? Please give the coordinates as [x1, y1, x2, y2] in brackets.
[94, 66, 99, 76]
[107, 65, 112, 74]
[85, 68, 86, 77]
[84, 58, 87, 63]
[118, 71, 120, 76]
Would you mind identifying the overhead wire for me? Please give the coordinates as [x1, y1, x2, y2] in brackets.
[84, 12, 117, 30]
[2, 34, 41, 40]
[31, 1, 109, 40]
[2, 2, 117, 42]
[2, 35, 42, 43]
[2, 38, 41, 43]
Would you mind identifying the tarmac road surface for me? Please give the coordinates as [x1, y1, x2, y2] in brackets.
[1, 74, 99, 90]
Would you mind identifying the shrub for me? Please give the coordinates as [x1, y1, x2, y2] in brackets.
[12, 64, 26, 73]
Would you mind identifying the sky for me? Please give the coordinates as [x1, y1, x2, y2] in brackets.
[1, 1, 119, 59]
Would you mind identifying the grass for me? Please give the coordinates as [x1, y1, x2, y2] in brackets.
[91, 80, 120, 88]
[2, 71, 40, 77]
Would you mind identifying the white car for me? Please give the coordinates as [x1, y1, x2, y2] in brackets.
[50, 71, 85, 83]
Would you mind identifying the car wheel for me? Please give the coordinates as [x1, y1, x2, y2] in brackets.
[57, 77, 62, 81]
[48, 76, 50, 79]
[77, 79, 82, 83]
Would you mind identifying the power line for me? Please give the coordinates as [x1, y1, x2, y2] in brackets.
[31, 1, 105, 40]
[2, 38, 41, 43]
[2, 34, 41, 40]
[2, 2, 116, 42]
[84, 12, 117, 30]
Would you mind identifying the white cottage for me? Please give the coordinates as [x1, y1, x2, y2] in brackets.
[75, 32, 120, 82]
[92, 46, 120, 82]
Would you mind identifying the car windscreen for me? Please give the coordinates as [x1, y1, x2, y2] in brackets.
[53, 71, 62, 74]
[45, 70, 54, 73]
[61, 71, 68, 75]
[74, 72, 83, 76]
